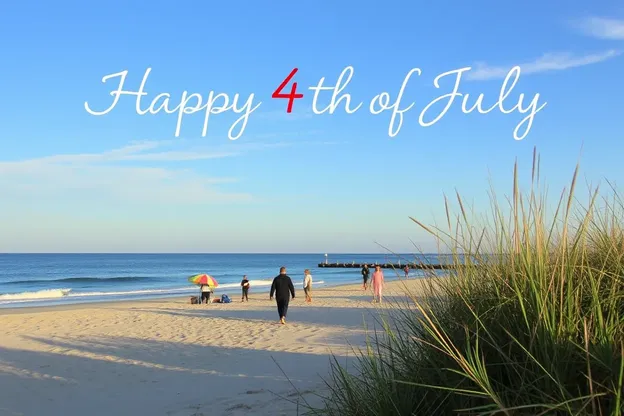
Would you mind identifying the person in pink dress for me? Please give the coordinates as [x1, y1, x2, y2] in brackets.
[372, 265, 385, 303]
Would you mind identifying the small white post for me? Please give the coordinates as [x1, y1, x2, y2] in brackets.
[324, 253, 328, 264]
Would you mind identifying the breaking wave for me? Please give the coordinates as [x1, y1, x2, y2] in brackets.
[3, 276, 152, 285]
[0, 279, 323, 306]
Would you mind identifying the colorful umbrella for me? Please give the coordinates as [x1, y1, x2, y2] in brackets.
[188, 274, 219, 287]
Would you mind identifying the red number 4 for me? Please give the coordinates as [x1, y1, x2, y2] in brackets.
[272, 68, 304, 113]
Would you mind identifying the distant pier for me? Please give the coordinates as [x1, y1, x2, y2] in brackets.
[317, 262, 457, 270]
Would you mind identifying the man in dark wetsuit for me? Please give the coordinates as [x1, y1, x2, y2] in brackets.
[270, 266, 296, 325]
[361, 264, 370, 290]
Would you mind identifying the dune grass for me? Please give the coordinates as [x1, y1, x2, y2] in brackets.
[317, 149, 624, 415]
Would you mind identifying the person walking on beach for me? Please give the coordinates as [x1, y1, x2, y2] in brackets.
[403, 265, 409, 279]
[372, 265, 385, 303]
[303, 269, 312, 303]
[241, 275, 250, 302]
[361, 264, 370, 290]
[270, 267, 296, 324]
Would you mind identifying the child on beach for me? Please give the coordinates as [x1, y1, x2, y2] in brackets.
[372, 265, 384, 303]
[240, 275, 250, 302]
[303, 269, 312, 303]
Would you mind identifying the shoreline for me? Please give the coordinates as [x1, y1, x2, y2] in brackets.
[0, 280, 347, 315]
[0, 277, 421, 314]
[0, 270, 432, 311]
[0, 279, 429, 415]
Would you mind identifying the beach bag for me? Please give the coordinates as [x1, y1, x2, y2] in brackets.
[221, 294, 232, 303]
[189, 296, 199, 304]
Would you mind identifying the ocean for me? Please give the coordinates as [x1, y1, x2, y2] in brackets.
[0, 253, 442, 308]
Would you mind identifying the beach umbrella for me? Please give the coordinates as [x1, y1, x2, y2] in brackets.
[188, 274, 219, 287]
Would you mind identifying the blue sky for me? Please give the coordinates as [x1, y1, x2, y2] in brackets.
[0, 0, 623, 253]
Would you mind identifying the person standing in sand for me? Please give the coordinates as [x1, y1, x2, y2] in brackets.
[240, 275, 250, 302]
[303, 269, 312, 303]
[372, 265, 384, 303]
[270, 266, 296, 324]
[361, 264, 370, 290]
[200, 284, 212, 304]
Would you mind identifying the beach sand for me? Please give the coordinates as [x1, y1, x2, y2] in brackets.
[0, 279, 429, 416]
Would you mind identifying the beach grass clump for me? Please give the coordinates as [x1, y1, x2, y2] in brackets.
[318, 149, 624, 415]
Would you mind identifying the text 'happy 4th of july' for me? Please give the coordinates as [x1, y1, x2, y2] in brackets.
[83, 66, 546, 141]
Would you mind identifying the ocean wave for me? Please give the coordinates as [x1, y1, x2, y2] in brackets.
[2, 276, 153, 285]
[0, 279, 285, 305]
[0, 288, 72, 301]
[0, 279, 327, 306]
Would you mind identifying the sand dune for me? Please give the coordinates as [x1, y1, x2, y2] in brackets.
[0, 279, 428, 416]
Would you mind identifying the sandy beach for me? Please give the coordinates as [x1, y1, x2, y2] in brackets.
[0, 279, 428, 416]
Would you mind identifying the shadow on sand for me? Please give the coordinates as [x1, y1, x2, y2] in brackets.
[0, 299, 422, 416]
[0, 335, 345, 416]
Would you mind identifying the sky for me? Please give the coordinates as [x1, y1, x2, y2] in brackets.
[0, 0, 623, 253]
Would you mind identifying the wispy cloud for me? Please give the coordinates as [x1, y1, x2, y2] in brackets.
[575, 17, 624, 40]
[0, 138, 342, 206]
[3, 142, 239, 166]
[466, 50, 620, 81]
[0, 140, 253, 205]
